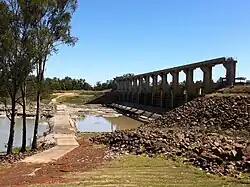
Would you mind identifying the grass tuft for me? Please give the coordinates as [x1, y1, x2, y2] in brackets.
[12, 146, 31, 153]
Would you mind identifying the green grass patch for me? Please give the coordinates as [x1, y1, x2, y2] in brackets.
[78, 90, 107, 96]
[55, 90, 109, 105]
[220, 85, 250, 94]
[56, 94, 95, 105]
[36, 155, 250, 187]
[41, 94, 58, 104]
[53, 89, 111, 94]
[39, 90, 110, 105]
[12, 146, 31, 153]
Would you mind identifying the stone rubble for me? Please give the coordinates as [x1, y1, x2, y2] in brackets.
[91, 95, 250, 177]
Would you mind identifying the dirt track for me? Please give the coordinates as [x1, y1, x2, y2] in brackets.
[49, 92, 79, 104]
[0, 139, 107, 186]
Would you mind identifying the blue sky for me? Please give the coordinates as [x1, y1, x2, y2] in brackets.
[45, 0, 250, 85]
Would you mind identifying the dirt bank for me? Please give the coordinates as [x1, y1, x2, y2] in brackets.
[0, 139, 107, 186]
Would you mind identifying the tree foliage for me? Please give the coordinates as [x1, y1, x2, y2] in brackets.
[0, 0, 38, 154]
[27, 75, 92, 92]
[27, 0, 78, 150]
[0, 0, 78, 154]
[93, 79, 116, 91]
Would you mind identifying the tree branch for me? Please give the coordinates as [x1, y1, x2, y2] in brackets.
[16, 100, 23, 107]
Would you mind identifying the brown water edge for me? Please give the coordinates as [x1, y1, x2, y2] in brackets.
[76, 114, 143, 133]
[106, 115, 143, 130]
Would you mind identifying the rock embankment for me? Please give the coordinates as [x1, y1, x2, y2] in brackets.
[91, 95, 250, 177]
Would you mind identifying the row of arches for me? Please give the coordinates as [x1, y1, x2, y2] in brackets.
[124, 64, 226, 88]
[116, 58, 237, 109]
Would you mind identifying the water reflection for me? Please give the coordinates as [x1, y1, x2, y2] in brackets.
[77, 116, 117, 132]
[77, 115, 142, 132]
[0, 117, 48, 152]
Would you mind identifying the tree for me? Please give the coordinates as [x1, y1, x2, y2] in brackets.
[0, 1, 18, 154]
[1, 0, 78, 153]
[19, 54, 36, 153]
[24, 76, 92, 92]
[93, 80, 116, 91]
[29, 0, 78, 150]
[0, 0, 79, 153]
[94, 81, 102, 91]
[20, 82, 27, 152]
[0, 0, 35, 154]
[83, 82, 92, 90]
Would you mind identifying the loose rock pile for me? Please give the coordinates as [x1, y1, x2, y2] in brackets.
[91, 95, 250, 177]
[150, 96, 250, 131]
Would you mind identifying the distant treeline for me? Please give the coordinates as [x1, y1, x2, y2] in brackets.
[26, 76, 116, 92]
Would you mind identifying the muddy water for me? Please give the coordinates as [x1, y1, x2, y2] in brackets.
[0, 118, 48, 152]
[76, 115, 143, 132]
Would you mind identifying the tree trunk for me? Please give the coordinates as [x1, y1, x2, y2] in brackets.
[32, 58, 45, 150]
[32, 89, 40, 150]
[20, 83, 27, 152]
[7, 97, 16, 155]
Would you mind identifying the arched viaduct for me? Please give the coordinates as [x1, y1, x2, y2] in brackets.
[114, 57, 237, 110]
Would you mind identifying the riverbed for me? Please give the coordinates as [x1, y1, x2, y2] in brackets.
[0, 104, 143, 152]
[0, 118, 48, 152]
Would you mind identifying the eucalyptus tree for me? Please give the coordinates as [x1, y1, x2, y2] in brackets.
[27, 0, 78, 149]
[0, 0, 35, 154]
[0, 1, 22, 154]
[0, 0, 78, 153]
